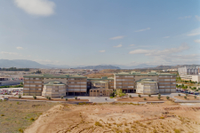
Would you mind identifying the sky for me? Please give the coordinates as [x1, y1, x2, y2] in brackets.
[0, 0, 200, 67]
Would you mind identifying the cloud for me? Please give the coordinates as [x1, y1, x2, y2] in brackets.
[129, 43, 189, 56]
[163, 36, 170, 38]
[99, 50, 105, 53]
[178, 16, 191, 19]
[195, 15, 200, 21]
[113, 44, 122, 48]
[194, 39, 200, 43]
[129, 44, 135, 46]
[0, 51, 21, 56]
[129, 49, 150, 54]
[135, 27, 150, 32]
[14, 0, 55, 16]
[16, 47, 23, 50]
[110, 36, 124, 40]
[187, 28, 200, 36]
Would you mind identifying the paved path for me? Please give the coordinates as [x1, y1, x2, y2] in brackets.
[87, 97, 116, 103]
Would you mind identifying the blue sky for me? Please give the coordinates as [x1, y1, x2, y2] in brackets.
[0, 0, 200, 67]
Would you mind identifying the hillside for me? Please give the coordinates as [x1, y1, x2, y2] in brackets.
[74, 65, 120, 70]
[0, 59, 47, 68]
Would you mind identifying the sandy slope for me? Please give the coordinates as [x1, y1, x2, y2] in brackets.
[25, 102, 200, 133]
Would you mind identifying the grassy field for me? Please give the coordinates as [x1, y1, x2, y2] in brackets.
[0, 100, 59, 133]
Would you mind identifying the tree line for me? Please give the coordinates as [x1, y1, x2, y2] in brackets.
[0, 67, 30, 71]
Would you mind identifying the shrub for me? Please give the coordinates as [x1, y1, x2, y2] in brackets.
[61, 96, 64, 99]
[33, 95, 37, 99]
[178, 94, 181, 96]
[18, 94, 21, 99]
[159, 116, 165, 119]
[1, 114, 5, 116]
[194, 96, 197, 99]
[125, 128, 130, 133]
[143, 98, 146, 100]
[184, 96, 187, 99]
[138, 94, 141, 98]
[18, 128, 24, 133]
[30, 117, 35, 121]
[17, 102, 19, 105]
[158, 96, 161, 100]
[158, 93, 161, 97]
[148, 94, 151, 97]
[46, 96, 49, 99]
[166, 96, 170, 100]
[65, 98, 68, 101]
[185, 93, 188, 96]
[48, 97, 51, 100]
[129, 95, 132, 98]
[75, 97, 77, 100]
[174, 129, 181, 133]
[95, 121, 103, 127]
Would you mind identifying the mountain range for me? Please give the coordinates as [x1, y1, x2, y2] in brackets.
[0, 59, 199, 70]
[0, 59, 120, 69]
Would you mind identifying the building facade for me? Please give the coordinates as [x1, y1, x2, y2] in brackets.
[23, 74, 87, 96]
[178, 66, 200, 82]
[114, 71, 176, 93]
[87, 77, 114, 96]
[178, 66, 200, 76]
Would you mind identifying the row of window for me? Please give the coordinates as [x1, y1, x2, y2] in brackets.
[25, 81, 43, 83]
[116, 76, 134, 78]
[159, 76, 176, 78]
[159, 86, 172, 88]
[159, 79, 176, 81]
[68, 82, 86, 84]
[44, 89, 66, 92]
[24, 78, 43, 80]
[24, 85, 42, 87]
[46, 86, 65, 89]
[23, 88, 42, 91]
[68, 85, 86, 87]
[116, 79, 134, 81]
[117, 86, 134, 88]
[159, 82, 176, 84]
[117, 82, 134, 84]
[67, 89, 86, 92]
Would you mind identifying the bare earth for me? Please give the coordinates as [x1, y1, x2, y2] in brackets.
[117, 96, 167, 102]
[174, 96, 200, 100]
[25, 102, 200, 133]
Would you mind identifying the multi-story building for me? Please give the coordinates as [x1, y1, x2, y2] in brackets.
[23, 71, 176, 97]
[114, 71, 176, 94]
[23, 74, 87, 97]
[178, 66, 200, 82]
[178, 66, 200, 75]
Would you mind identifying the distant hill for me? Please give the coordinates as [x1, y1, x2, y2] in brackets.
[74, 65, 120, 70]
[0, 59, 48, 68]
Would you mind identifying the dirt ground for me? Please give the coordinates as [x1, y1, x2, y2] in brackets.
[0, 101, 59, 133]
[174, 96, 200, 100]
[25, 102, 200, 133]
[117, 96, 167, 102]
